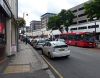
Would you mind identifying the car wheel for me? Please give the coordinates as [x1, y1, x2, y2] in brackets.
[48, 52, 53, 59]
[41, 49, 44, 55]
[66, 55, 70, 58]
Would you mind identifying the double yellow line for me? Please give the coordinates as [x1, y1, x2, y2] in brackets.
[41, 55, 64, 78]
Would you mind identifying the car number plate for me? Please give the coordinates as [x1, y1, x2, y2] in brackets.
[59, 49, 65, 51]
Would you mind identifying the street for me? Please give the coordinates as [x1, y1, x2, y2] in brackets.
[37, 46, 100, 78]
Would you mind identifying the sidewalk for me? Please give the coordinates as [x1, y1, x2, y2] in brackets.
[0, 41, 54, 78]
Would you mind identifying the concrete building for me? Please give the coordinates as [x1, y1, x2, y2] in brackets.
[31, 13, 56, 37]
[41, 13, 56, 29]
[68, 1, 100, 40]
[30, 20, 41, 31]
[48, 1, 100, 41]
[25, 26, 31, 32]
[0, 0, 18, 61]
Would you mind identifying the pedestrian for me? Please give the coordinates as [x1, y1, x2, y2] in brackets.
[25, 37, 28, 44]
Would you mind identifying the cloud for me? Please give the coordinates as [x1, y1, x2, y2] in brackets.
[18, 0, 89, 26]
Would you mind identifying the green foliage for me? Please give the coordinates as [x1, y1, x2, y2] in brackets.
[64, 10, 75, 32]
[48, 16, 62, 30]
[84, 0, 100, 20]
[16, 17, 26, 28]
[47, 9, 74, 32]
[58, 9, 68, 24]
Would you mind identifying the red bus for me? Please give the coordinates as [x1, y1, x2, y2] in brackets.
[60, 32, 96, 48]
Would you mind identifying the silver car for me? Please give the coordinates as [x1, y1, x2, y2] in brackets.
[42, 41, 70, 58]
[35, 40, 45, 49]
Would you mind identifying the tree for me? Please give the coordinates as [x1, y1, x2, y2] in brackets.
[15, 17, 26, 28]
[47, 16, 62, 32]
[84, 0, 100, 20]
[58, 9, 68, 25]
[47, 9, 74, 33]
[58, 9, 74, 32]
[15, 17, 26, 35]
[64, 10, 75, 32]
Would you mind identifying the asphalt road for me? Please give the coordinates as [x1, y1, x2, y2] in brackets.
[36, 46, 100, 78]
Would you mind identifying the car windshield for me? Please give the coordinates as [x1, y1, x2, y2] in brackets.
[38, 40, 46, 43]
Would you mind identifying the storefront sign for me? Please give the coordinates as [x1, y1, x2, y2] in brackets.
[0, 23, 4, 33]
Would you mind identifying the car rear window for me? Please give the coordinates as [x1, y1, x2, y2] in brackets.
[51, 41, 66, 46]
[54, 45, 68, 48]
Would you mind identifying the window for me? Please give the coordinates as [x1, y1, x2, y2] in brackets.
[78, 26, 87, 30]
[78, 13, 86, 17]
[72, 10, 77, 13]
[78, 7, 84, 11]
[70, 28, 77, 30]
[47, 42, 51, 46]
[72, 22, 77, 24]
[78, 20, 87, 23]
[44, 42, 51, 46]
[73, 16, 77, 18]
[88, 25, 99, 29]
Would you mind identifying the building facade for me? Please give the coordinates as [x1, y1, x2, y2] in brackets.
[0, 0, 18, 61]
[68, 1, 100, 40]
[30, 20, 41, 31]
[41, 13, 56, 28]
[25, 26, 31, 32]
[46, 1, 100, 41]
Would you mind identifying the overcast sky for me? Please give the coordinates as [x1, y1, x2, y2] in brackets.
[18, 0, 89, 26]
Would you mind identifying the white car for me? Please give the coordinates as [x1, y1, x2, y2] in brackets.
[42, 41, 70, 58]
[55, 39, 65, 42]
[35, 40, 46, 49]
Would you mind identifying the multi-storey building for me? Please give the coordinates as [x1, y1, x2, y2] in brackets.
[70, 3, 88, 25]
[0, 0, 18, 61]
[68, 1, 100, 40]
[30, 20, 41, 31]
[25, 26, 31, 32]
[41, 13, 56, 29]
[47, 1, 100, 40]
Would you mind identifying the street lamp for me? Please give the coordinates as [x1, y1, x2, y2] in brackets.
[23, 13, 28, 19]
[22, 13, 28, 35]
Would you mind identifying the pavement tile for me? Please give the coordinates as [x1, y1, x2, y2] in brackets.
[4, 64, 31, 74]
[1, 41, 51, 78]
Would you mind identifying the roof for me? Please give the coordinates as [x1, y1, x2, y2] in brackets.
[41, 13, 56, 17]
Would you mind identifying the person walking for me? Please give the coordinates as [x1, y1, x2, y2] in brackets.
[25, 37, 28, 44]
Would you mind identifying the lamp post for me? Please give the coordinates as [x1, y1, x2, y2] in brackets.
[22, 13, 28, 35]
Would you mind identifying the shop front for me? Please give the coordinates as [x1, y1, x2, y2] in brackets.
[0, 0, 18, 61]
[0, 11, 6, 61]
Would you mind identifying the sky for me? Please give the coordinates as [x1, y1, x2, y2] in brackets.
[18, 0, 89, 26]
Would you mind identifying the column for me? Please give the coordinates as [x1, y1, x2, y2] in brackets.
[6, 19, 12, 56]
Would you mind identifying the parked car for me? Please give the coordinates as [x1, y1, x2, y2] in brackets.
[42, 41, 70, 59]
[31, 39, 38, 48]
[55, 38, 65, 42]
[31, 38, 49, 49]
[35, 40, 46, 49]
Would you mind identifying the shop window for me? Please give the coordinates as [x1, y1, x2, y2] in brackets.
[0, 23, 6, 44]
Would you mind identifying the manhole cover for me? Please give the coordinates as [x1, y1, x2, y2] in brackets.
[4, 64, 31, 74]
